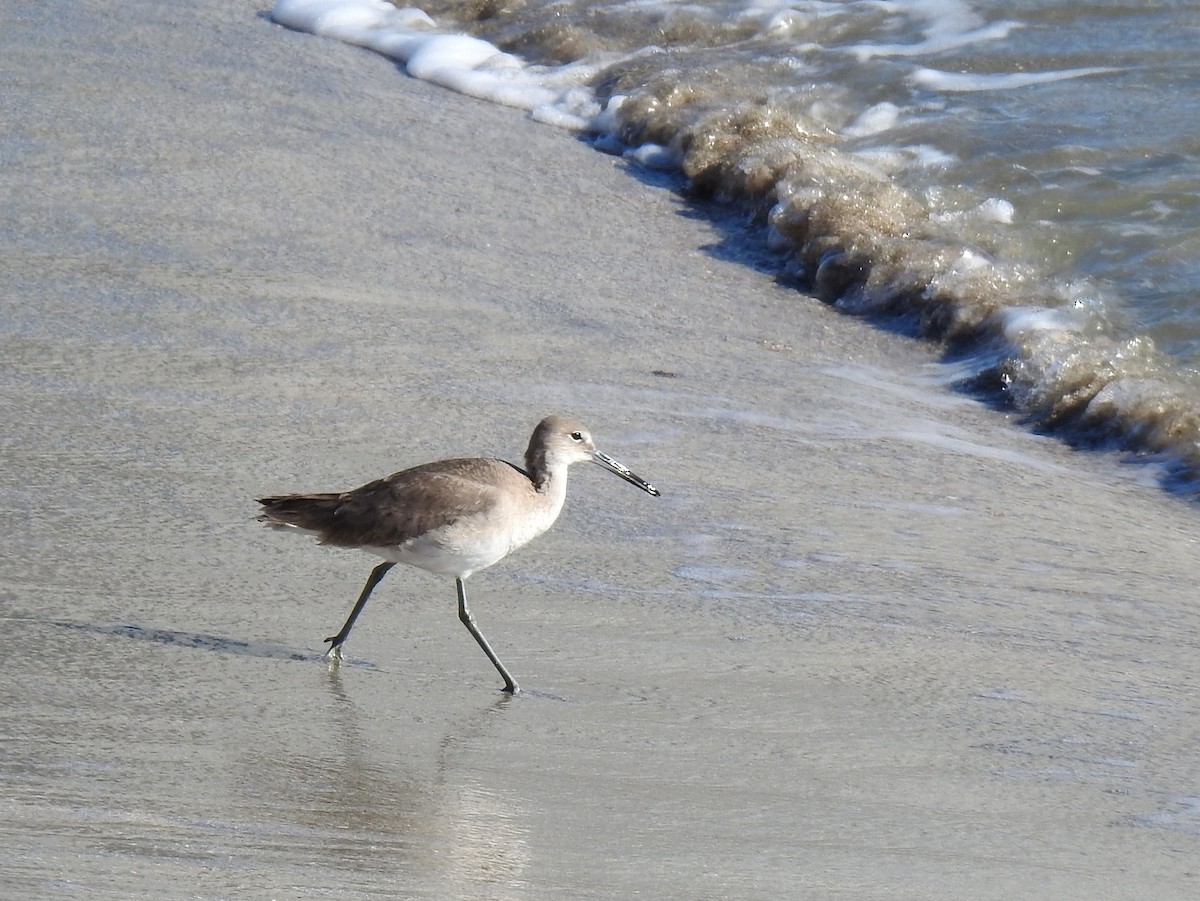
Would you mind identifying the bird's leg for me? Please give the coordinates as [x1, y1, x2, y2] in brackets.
[324, 561, 395, 659]
[456, 578, 519, 693]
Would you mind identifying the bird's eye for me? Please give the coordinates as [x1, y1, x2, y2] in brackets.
[569, 431, 584, 442]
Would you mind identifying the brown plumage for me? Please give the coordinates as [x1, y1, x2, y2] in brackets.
[258, 458, 531, 550]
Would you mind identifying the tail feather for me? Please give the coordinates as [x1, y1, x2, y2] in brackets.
[257, 493, 345, 535]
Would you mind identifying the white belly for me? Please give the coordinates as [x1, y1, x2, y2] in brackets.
[369, 488, 565, 579]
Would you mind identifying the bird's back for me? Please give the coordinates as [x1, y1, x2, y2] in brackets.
[258, 457, 541, 553]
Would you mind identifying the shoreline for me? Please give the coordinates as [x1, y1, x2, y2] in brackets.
[2, 1, 1200, 898]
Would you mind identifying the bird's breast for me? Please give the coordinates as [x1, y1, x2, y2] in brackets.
[502, 487, 567, 554]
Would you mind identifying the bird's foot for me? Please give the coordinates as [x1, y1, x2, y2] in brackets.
[322, 638, 345, 662]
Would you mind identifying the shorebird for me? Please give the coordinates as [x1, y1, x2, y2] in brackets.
[257, 415, 660, 692]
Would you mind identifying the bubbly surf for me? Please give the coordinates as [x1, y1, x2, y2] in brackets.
[271, 0, 1200, 493]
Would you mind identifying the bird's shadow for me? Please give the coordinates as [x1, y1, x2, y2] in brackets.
[51, 620, 574, 699]
[51, 620, 378, 668]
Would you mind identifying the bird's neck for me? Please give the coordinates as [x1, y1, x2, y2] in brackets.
[529, 460, 569, 496]
[525, 446, 560, 493]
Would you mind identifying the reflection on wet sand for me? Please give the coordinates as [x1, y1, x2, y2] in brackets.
[230, 668, 530, 896]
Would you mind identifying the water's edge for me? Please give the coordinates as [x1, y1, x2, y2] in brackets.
[271, 0, 1200, 499]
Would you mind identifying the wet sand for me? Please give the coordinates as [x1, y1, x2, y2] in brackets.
[3, 1, 1200, 898]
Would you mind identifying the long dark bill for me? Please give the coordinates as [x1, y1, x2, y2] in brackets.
[592, 450, 661, 496]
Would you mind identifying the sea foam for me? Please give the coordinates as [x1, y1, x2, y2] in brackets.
[910, 66, 1120, 93]
[271, 0, 601, 129]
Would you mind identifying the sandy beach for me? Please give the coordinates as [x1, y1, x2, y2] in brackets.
[3, 1, 1200, 897]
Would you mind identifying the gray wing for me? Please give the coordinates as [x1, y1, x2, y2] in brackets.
[258, 458, 530, 548]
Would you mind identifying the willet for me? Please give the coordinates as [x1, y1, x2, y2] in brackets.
[257, 415, 660, 692]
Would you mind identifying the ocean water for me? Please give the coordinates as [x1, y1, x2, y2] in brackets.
[273, 0, 1200, 491]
